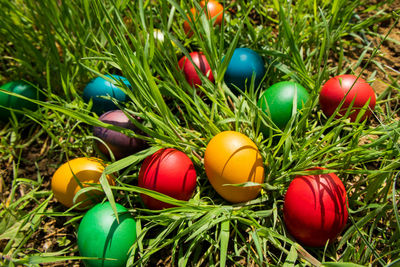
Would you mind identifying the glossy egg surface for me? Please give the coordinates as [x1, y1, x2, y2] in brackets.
[78, 202, 137, 267]
[0, 80, 41, 121]
[283, 168, 348, 247]
[93, 110, 147, 159]
[183, 0, 224, 36]
[51, 157, 114, 208]
[83, 75, 130, 115]
[257, 81, 310, 129]
[319, 74, 376, 121]
[178, 51, 214, 87]
[138, 148, 197, 209]
[224, 48, 265, 92]
[204, 131, 264, 203]
[201, 0, 224, 25]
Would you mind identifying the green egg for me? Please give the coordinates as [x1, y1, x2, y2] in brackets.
[257, 81, 310, 130]
[77, 202, 137, 267]
[0, 80, 41, 121]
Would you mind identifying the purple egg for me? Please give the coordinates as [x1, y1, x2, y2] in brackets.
[93, 110, 148, 159]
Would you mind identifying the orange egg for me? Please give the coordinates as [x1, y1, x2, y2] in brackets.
[204, 131, 265, 203]
[51, 157, 114, 209]
[183, 0, 224, 37]
[183, 8, 197, 37]
[201, 0, 224, 25]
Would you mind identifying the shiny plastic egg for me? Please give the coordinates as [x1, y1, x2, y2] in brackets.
[83, 75, 130, 115]
[93, 110, 148, 160]
[138, 148, 197, 209]
[178, 52, 214, 87]
[283, 168, 348, 247]
[78, 202, 137, 267]
[224, 48, 265, 92]
[0, 80, 41, 121]
[319, 74, 376, 121]
[51, 157, 114, 208]
[204, 131, 265, 203]
[257, 81, 310, 129]
[183, 0, 224, 37]
[201, 0, 224, 25]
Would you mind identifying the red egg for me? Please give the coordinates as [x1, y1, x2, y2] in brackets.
[319, 74, 376, 121]
[138, 148, 197, 209]
[178, 52, 214, 87]
[283, 168, 348, 247]
[93, 110, 148, 159]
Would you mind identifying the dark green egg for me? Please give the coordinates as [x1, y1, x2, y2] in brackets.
[0, 80, 41, 121]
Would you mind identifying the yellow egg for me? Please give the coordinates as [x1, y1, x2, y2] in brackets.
[51, 157, 114, 209]
[204, 131, 265, 203]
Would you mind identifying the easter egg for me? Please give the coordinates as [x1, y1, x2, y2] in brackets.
[183, 0, 224, 37]
[138, 148, 197, 209]
[51, 157, 114, 208]
[283, 168, 348, 247]
[201, 0, 224, 25]
[257, 81, 310, 129]
[178, 52, 214, 87]
[319, 74, 376, 121]
[83, 75, 130, 115]
[147, 29, 177, 51]
[153, 29, 165, 43]
[78, 202, 137, 267]
[93, 110, 148, 160]
[0, 80, 41, 121]
[204, 131, 265, 203]
[224, 48, 265, 92]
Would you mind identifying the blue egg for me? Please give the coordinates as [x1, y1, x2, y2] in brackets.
[83, 75, 130, 115]
[224, 48, 265, 92]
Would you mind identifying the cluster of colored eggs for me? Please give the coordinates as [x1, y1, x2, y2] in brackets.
[179, 49, 376, 131]
[18, 1, 377, 262]
[50, 157, 136, 266]
[50, 149, 197, 266]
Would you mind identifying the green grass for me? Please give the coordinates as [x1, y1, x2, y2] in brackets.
[0, 0, 399, 266]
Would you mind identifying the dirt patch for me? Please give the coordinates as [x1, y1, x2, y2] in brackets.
[353, 0, 400, 95]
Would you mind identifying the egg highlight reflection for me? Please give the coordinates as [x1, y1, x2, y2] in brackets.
[283, 168, 348, 247]
[138, 148, 197, 210]
[224, 48, 265, 92]
[178, 51, 214, 87]
[51, 157, 114, 209]
[0, 80, 41, 121]
[204, 131, 265, 203]
[258, 81, 310, 130]
[93, 110, 148, 160]
[83, 75, 130, 115]
[78, 202, 137, 267]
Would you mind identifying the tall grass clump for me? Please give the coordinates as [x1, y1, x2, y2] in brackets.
[0, 0, 399, 266]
